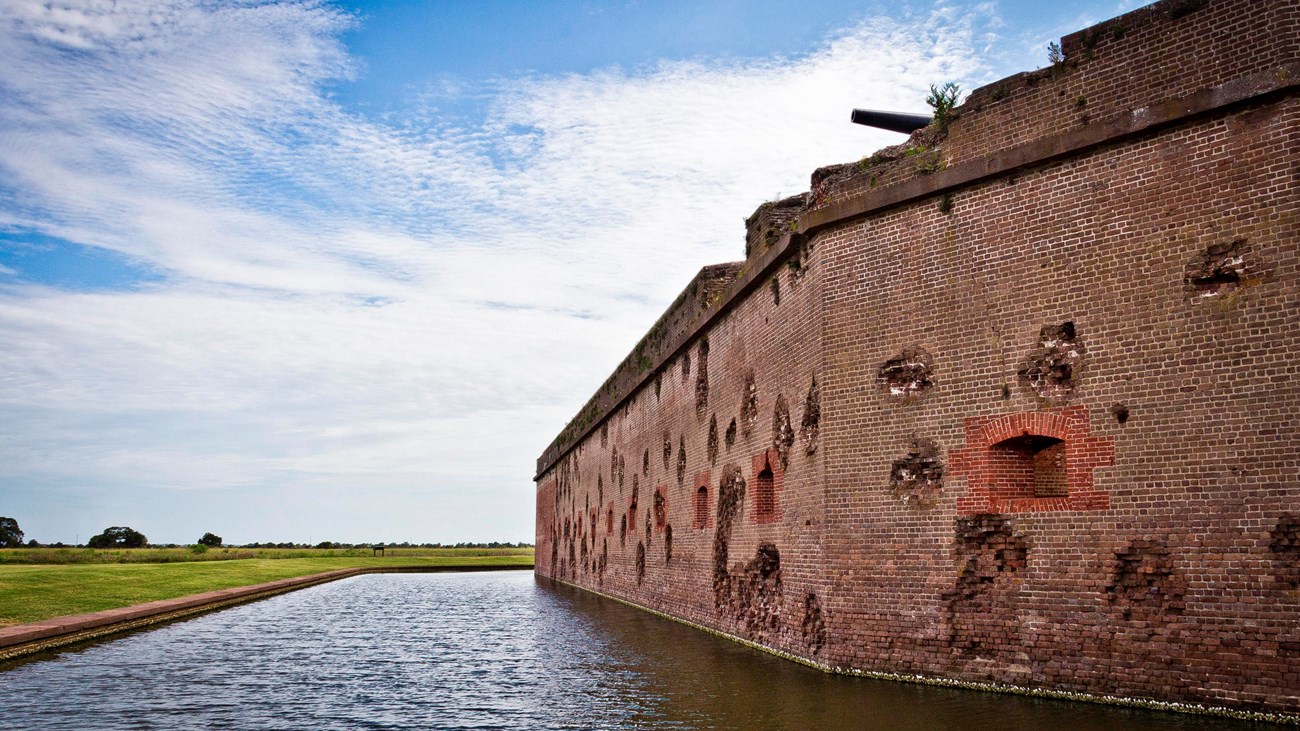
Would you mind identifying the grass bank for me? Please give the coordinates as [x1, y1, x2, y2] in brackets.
[0, 549, 533, 627]
[0, 546, 529, 565]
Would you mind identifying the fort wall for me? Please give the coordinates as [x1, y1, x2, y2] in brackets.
[536, 0, 1300, 717]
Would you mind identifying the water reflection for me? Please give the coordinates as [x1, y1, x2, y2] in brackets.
[0, 572, 1282, 730]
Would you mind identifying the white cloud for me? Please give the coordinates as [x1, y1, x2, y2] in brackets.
[0, 0, 992, 543]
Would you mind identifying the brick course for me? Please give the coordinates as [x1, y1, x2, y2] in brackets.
[536, 0, 1300, 717]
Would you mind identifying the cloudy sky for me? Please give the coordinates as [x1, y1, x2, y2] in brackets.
[0, 0, 1140, 545]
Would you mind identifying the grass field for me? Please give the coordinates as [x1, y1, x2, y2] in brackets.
[0, 548, 534, 627]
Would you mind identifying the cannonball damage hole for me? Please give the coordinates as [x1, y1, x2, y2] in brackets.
[664, 524, 673, 563]
[1270, 515, 1300, 589]
[878, 347, 934, 397]
[772, 394, 794, 470]
[725, 418, 738, 450]
[676, 435, 687, 485]
[799, 377, 820, 455]
[733, 544, 782, 638]
[1110, 403, 1130, 425]
[1185, 238, 1250, 297]
[636, 540, 646, 584]
[754, 454, 776, 522]
[707, 414, 720, 466]
[1018, 322, 1083, 400]
[662, 434, 672, 469]
[741, 370, 758, 436]
[1107, 539, 1186, 619]
[890, 438, 945, 506]
[712, 465, 746, 609]
[991, 434, 1067, 498]
[944, 514, 1028, 656]
[695, 339, 710, 416]
[801, 592, 827, 654]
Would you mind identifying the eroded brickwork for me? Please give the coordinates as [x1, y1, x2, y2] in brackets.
[537, 0, 1299, 717]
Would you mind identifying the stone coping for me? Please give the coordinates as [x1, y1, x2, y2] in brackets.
[0, 564, 533, 660]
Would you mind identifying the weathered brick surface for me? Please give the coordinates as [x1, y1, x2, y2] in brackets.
[537, 0, 1300, 716]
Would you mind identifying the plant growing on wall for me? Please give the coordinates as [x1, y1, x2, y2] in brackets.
[926, 82, 962, 133]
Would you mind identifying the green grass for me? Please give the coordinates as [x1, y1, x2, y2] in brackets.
[0, 546, 530, 565]
[0, 549, 533, 627]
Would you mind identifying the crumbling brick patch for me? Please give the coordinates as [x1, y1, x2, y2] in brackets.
[878, 347, 934, 398]
[629, 474, 641, 525]
[600, 422, 608, 449]
[1018, 322, 1084, 400]
[890, 437, 945, 507]
[1107, 538, 1186, 619]
[677, 435, 687, 485]
[636, 540, 646, 585]
[725, 418, 737, 450]
[642, 448, 649, 476]
[772, 393, 794, 470]
[662, 433, 672, 469]
[741, 369, 758, 436]
[802, 592, 827, 655]
[1269, 515, 1300, 589]
[682, 352, 691, 382]
[664, 524, 673, 563]
[707, 414, 719, 466]
[654, 487, 667, 529]
[620, 514, 627, 545]
[944, 514, 1029, 656]
[696, 339, 710, 417]
[599, 538, 608, 580]
[800, 377, 820, 455]
[644, 508, 652, 546]
[732, 543, 782, 639]
[1184, 238, 1255, 298]
[712, 464, 747, 609]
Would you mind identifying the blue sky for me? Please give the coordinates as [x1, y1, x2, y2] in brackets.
[0, 0, 1140, 545]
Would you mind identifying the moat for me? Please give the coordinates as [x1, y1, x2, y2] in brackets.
[0, 572, 1285, 730]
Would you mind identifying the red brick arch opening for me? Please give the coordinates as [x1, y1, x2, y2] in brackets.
[695, 486, 709, 529]
[951, 406, 1113, 514]
[989, 434, 1067, 499]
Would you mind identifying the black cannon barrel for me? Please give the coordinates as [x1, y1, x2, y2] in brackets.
[850, 109, 932, 134]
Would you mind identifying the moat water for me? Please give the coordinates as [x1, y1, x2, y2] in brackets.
[0, 571, 1283, 730]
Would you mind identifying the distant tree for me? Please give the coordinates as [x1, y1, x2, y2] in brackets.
[27, 538, 40, 547]
[87, 526, 148, 548]
[197, 532, 223, 547]
[0, 517, 23, 547]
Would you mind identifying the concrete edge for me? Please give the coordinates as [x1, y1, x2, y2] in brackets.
[541, 575, 1300, 726]
[0, 563, 534, 662]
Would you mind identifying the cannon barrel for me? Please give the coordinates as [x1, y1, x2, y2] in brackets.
[850, 109, 932, 134]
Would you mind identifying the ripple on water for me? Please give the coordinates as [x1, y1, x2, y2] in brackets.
[0, 572, 1281, 731]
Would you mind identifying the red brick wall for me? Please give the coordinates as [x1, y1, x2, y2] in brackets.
[537, 0, 1299, 717]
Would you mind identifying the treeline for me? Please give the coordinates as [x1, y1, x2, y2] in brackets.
[244, 541, 534, 549]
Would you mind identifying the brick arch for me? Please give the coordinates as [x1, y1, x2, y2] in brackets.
[951, 405, 1113, 514]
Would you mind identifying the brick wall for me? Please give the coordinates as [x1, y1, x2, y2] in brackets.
[537, 0, 1299, 717]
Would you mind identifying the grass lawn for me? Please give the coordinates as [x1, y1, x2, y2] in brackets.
[0, 549, 533, 627]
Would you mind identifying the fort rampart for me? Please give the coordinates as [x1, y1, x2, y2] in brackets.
[535, 0, 1300, 717]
